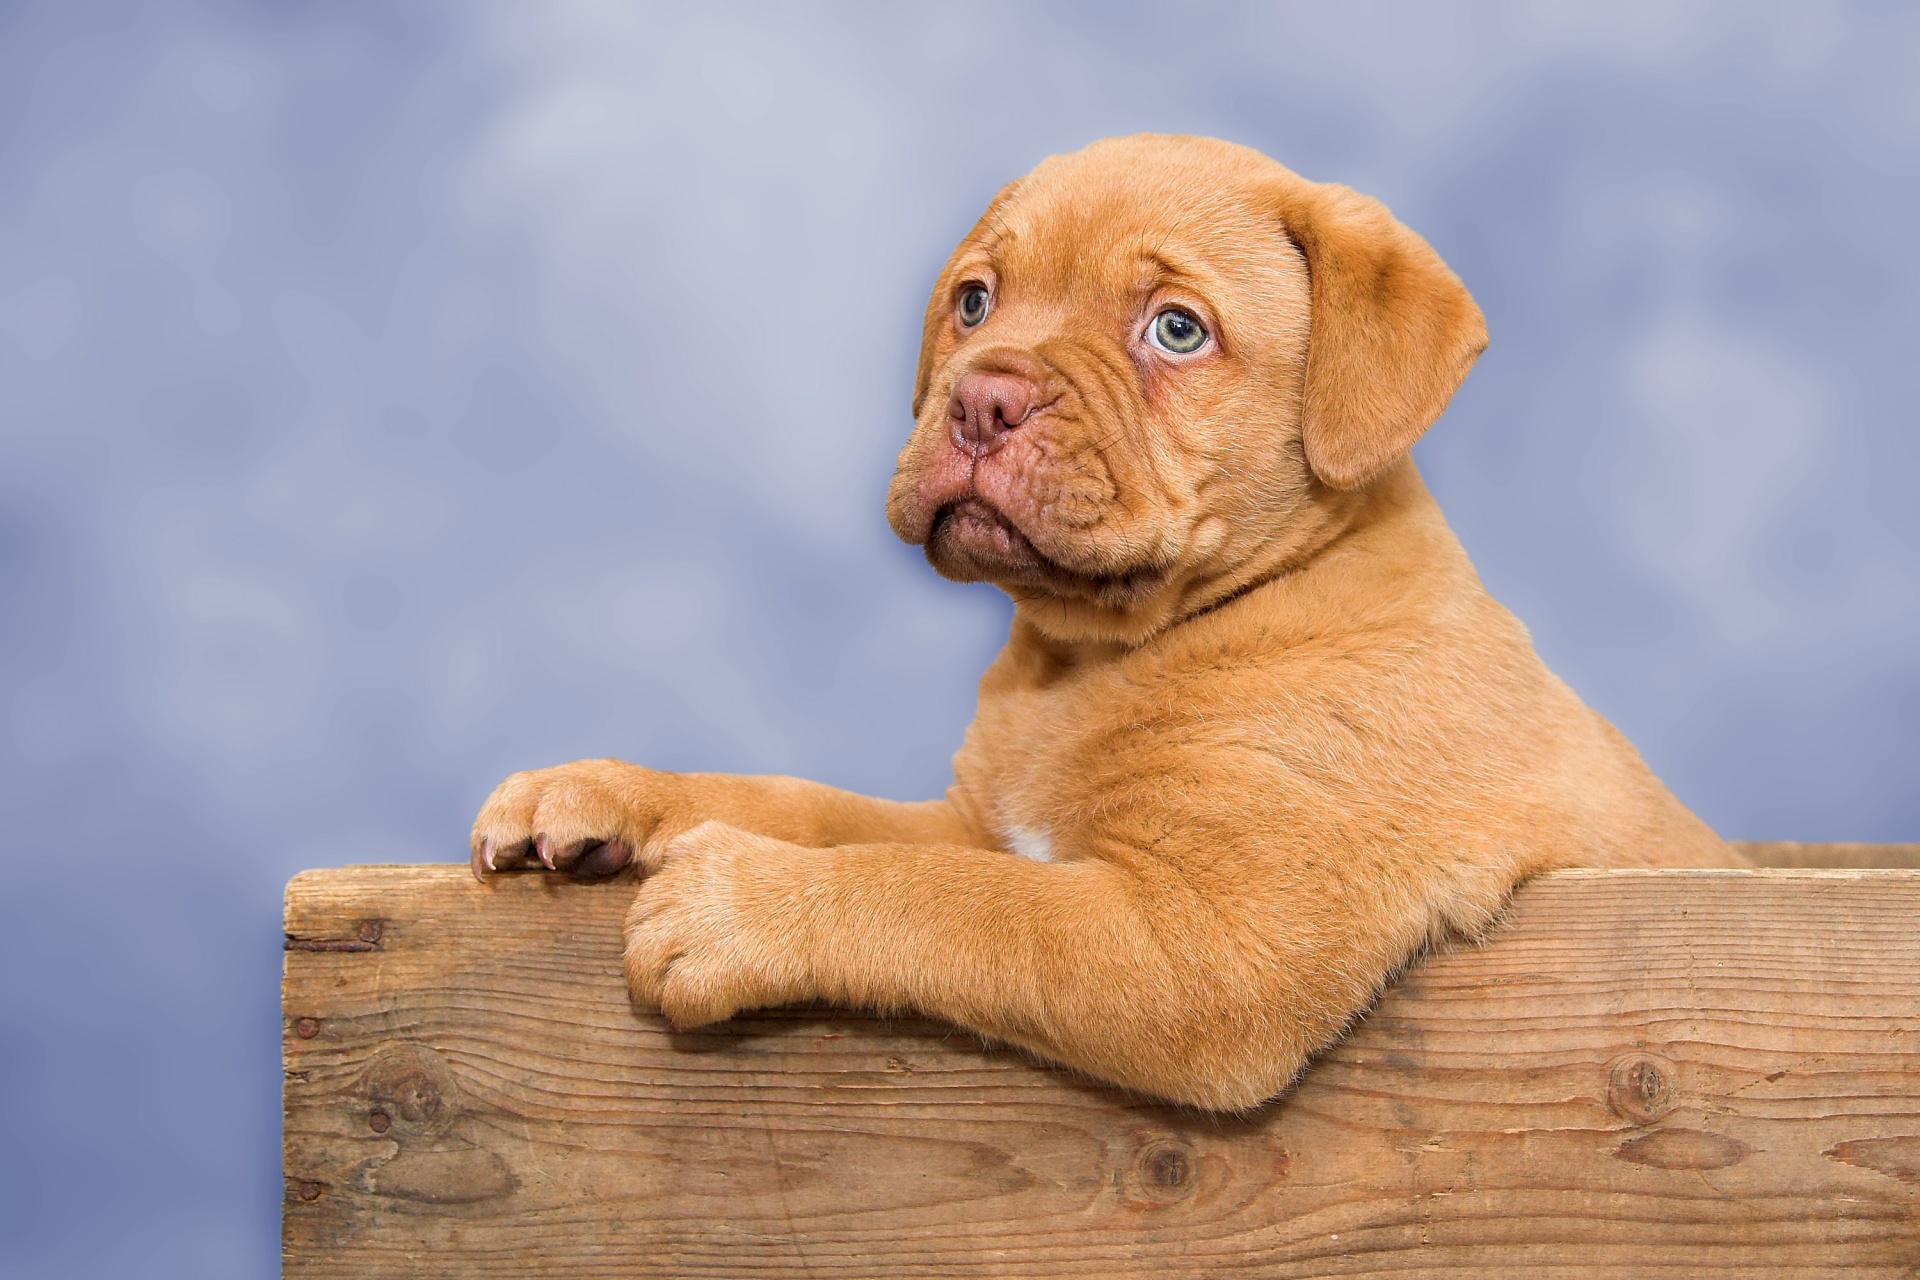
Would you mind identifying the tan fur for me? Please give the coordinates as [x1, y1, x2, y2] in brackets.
[472, 135, 1741, 1111]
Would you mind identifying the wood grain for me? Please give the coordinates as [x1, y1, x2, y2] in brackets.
[285, 856, 1920, 1278]
[1738, 840, 1920, 869]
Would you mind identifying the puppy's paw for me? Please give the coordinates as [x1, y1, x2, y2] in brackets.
[470, 758, 680, 882]
[622, 822, 808, 1028]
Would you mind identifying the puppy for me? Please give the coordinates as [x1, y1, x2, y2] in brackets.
[472, 134, 1742, 1111]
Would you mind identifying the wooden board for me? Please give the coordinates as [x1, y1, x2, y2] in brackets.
[284, 857, 1920, 1278]
[1738, 840, 1920, 868]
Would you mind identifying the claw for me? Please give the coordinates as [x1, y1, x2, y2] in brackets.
[471, 839, 491, 883]
[536, 834, 555, 870]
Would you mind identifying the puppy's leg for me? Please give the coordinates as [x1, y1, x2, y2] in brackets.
[470, 758, 977, 879]
[619, 822, 1426, 1112]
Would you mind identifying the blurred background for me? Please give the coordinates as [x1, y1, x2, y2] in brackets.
[1, 2, 1915, 1274]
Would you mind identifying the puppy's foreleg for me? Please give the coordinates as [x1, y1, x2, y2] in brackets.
[620, 823, 1344, 1111]
[470, 758, 980, 878]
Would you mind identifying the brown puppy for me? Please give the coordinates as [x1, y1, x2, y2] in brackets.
[472, 135, 1741, 1111]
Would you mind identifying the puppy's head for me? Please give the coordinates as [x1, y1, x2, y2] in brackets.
[886, 135, 1487, 643]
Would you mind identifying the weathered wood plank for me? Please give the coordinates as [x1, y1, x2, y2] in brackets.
[1738, 840, 1920, 868]
[284, 861, 1920, 1278]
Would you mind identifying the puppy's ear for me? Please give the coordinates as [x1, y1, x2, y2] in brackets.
[909, 282, 948, 420]
[1269, 177, 1488, 490]
[912, 180, 1026, 420]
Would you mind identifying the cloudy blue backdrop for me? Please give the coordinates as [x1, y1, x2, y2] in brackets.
[2, 2, 1915, 1274]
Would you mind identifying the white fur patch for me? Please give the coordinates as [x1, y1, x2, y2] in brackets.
[1004, 824, 1053, 863]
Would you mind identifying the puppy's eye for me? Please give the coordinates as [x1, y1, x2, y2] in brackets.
[957, 284, 991, 328]
[1148, 308, 1208, 355]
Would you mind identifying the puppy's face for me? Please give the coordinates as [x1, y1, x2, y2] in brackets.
[886, 135, 1487, 643]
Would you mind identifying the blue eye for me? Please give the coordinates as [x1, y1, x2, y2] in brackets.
[1149, 308, 1207, 354]
[958, 284, 990, 327]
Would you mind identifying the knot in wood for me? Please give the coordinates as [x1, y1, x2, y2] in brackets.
[362, 1044, 462, 1137]
[389, 1072, 443, 1125]
[1607, 1052, 1677, 1124]
[1122, 1136, 1199, 1207]
[1147, 1144, 1192, 1190]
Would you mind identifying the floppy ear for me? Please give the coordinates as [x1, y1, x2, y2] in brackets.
[909, 280, 949, 420]
[1268, 176, 1488, 490]
[911, 180, 1026, 420]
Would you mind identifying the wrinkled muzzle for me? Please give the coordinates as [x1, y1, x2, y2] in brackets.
[888, 341, 1170, 608]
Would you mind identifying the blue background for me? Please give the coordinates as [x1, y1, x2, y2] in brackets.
[2, 3, 1915, 1274]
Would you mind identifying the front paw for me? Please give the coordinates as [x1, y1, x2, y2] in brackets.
[470, 758, 680, 881]
[622, 822, 807, 1028]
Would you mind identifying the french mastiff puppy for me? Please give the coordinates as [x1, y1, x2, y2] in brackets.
[472, 134, 1740, 1111]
